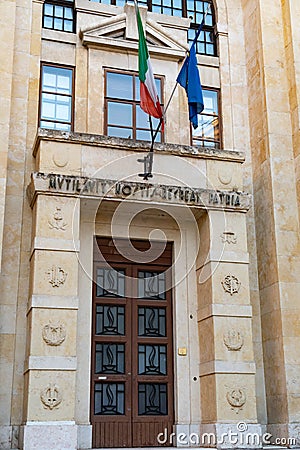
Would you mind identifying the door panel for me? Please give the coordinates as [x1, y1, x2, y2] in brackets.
[91, 239, 174, 448]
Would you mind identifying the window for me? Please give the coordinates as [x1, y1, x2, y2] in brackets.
[105, 70, 163, 142]
[192, 89, 220, 148]
[43, 0, 75, 33]
[40, 65, 74, 131]
[89, 0, 216, 56]
[187, 1, 216, 56]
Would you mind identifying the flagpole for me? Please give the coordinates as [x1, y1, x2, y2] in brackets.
[137, 2, 210, 179]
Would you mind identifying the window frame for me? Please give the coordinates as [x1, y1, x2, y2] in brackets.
[191, 87, 221, 149]
[39, 63, 75, 132]
[42, 0, 76, 33]
[104, 68, 164, 143]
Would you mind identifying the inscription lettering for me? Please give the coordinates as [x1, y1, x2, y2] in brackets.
[31, 173, 250, 211]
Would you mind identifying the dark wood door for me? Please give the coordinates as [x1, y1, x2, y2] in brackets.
[91, 239, 174, 448]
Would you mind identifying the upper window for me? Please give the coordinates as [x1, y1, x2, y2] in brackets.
[40, 65, 74, 131]
[105, 70, 164, 143]
[43, 0, 75, 33]
[89, 0, 216, 55]
[192, 89, 220, 148]
[187, 1, 216, 56]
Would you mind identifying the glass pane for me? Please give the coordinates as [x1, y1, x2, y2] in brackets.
[173, 0, 182, 8]
[95, 343, 125, 374]
[43, 16, 53, 28]
[96, 305, 125, 335]
[57, 72, 72, 94]
[56, 101, 71, 122]
[96, 268, 125, 297]
[138, 307, 166, 337]
[136, 129, 161, 143]
[138, 271, 166, 300]
[64, 7, 73, 19]
[206, 14, 213, 26]
[54, 5, 64, 17]
[163, 7, 172, 15]
[107, 102, 132, 127]
[64, 20, 73, 32]
[43, 71, 57, 91]
[138, 344, 167, 375]
[43, 66, 72, 94]
[116, 0, 126, 5]
[136, 104, 161, 130]
[54, 18, 63, 30]
[107, 126, 133, 139]
[41, 94, 56, 119]
[152, 6, 162, 13]
[206, 44, 214, 55]
[106, 72, 133, 100]
[202, 90, 218, 114]
[94, 383, 125, 415]
[138, 384, 167, 415]
[44, 3, 53, 15]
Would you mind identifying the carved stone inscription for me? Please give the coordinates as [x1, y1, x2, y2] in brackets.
[40, 383, 62, 410]
[28, 173, 252, 211]
[42, 321, 66, 346]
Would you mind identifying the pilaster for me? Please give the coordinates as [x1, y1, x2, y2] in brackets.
[22, 194, 80, 450]
[197, 210, 261, 448]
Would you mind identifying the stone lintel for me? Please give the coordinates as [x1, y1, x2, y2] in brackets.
[198, 304, 253, 322]
[32, 129, 246, 162]
[27, 172, 251, 213]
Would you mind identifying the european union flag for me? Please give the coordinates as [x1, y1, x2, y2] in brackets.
[177, 20, 204, 129]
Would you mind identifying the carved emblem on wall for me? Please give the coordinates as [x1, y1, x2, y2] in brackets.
[48, 207, 67, 231]
[223, 330, 244, 351]
[40, 383, 62, 410]
[218, 167, 233, 185]
[221, 274, 241, 295]
[42, 321, 66, 346]
[47, 266, 67, 287]
[226, 388, 246, 412]
[221, 231, 237, 244]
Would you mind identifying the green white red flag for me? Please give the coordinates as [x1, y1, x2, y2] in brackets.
[134, 1, 163, 120]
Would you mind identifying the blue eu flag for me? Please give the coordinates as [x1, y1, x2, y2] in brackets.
[177, 20, 204, 129]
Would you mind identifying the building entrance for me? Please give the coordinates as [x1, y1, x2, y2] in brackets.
[91, 238, 174, 447]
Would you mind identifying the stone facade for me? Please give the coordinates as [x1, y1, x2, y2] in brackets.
[0, 0, 300, 449]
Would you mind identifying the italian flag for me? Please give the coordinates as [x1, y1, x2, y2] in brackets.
[135, 2, 163, 120]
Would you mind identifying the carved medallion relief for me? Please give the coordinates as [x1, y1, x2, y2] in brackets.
[47, 266, 67, 287]
[221, 274, 241, 296]
[48, 207, 67, 231]
[223, 329, 244, 351]
[40, 383, 62, 410]
[42, 321, 66, 346]
[226, 388, 246, 413]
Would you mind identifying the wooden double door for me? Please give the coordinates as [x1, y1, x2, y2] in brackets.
[91, 239, 174, 447]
